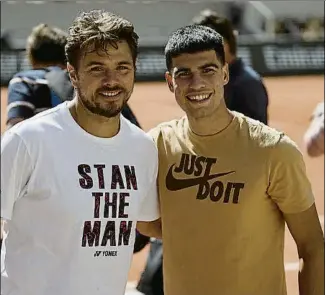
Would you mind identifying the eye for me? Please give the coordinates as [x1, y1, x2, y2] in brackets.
[177, 71, 191, 78]
[90, 66, 104, 72]
[202, 68, 216, 74]
[117, 65, 130, 72]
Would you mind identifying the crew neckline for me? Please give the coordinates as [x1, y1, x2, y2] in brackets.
[186, 111, 240, 142]
[60, 101, 125, 145]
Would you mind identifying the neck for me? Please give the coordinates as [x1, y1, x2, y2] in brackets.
[187, 101, 234, 137]
[68, 97, 120, 138]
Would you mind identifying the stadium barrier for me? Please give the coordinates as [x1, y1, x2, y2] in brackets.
[1, 38, 324, 86]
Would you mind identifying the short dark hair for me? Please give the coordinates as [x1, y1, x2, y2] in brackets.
[65, 10, 139, 69]
[192, 10, 237, 55]
[165, 24, 225, 71]
[26, 24, 68, 65]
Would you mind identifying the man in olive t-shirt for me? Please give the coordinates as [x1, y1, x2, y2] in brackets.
[142, 25, 325, 295]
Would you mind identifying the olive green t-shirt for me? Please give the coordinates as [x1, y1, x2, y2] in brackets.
[148, 112, 315, 295]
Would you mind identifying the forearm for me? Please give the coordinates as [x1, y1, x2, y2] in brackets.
[137, 219, 162, 239]
[1, 219, 5, 249]
[1, 219, 4, 240]
[305, 128, 325, 157]
[298, 247, 325, 295]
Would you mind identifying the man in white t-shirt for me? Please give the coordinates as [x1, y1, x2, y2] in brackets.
[1, 10, 160, 295]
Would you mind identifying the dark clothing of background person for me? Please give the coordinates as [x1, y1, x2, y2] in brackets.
[224, 58, 269, 125]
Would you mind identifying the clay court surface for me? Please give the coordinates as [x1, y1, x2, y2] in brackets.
[1, 75, 325, 295]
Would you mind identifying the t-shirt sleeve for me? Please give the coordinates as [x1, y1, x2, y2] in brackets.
[137, 141, 160, 221]
[7, 78, 35, 122]
[267, 134, 315, 214]
[1, 130, 34, 220]
[147, 126, 161, 145]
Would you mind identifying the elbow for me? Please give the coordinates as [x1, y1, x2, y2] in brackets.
[304, 126, 325, 157]
[306, 139, 324, 157]
[298, 238, 325, 261]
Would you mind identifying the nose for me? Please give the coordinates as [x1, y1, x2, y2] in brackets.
[102, 70, 119, 87]
[189, 73, 205, 91]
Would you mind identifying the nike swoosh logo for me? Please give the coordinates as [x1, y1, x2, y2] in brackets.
[166, 164, 235, 191]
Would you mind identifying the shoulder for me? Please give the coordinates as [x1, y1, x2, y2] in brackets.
[273, 134, 302, 159]
[242, 64, 261, 81]
[147, 117, 186, 143]
[236, 113, 284, 147]
[8, 104, 65, 140]
[9, 69, 48, 86]
[122, 116, 158, 157]
[237, 113, 302, 160]
[235, 61, 265, 86]
[1, 107, 63, 167]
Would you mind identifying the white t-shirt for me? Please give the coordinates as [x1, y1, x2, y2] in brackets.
[1, 102, 159, 295]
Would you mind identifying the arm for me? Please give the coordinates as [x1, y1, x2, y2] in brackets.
[0, 219, 3, 249]
[234, 78, 269, 124]
[6, 77, 35, 129]
[305, 126, 324, 157]
[1, 130, 33, 224]
[267, 135, 324, 294]
[137, 141, 162, 239]
[304, 103, 324, 157]
[137, 218, 162, 239]
[284, 204, 324, 295]
[1, 219, 4, 240]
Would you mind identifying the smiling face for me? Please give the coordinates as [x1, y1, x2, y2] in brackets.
[68, 40, 135, 118]
[166, 49, 229, 119]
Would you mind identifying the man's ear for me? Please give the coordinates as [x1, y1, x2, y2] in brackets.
[165, 71, 174, 93]
[67, 63, 78, 88]
[222, 63, 229, 86]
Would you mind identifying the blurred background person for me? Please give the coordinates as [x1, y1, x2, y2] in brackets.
[304, 102, 325, 157]
[302, 17, 324, 41]
[192, 9, 269, 125]
[6, 24, 71, 130]
[5, 23, 141, 131]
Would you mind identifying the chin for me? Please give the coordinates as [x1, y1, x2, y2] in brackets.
[83, 102, 122, 118]
[100, 105, 124, 118]
[189, 107, 218, 119]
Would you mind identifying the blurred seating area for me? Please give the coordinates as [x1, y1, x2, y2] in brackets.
[273, 16, 324, 40]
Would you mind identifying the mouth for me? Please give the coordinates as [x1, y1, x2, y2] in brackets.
[186, 93, 212, 103]
[98, 90, 122, 99]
